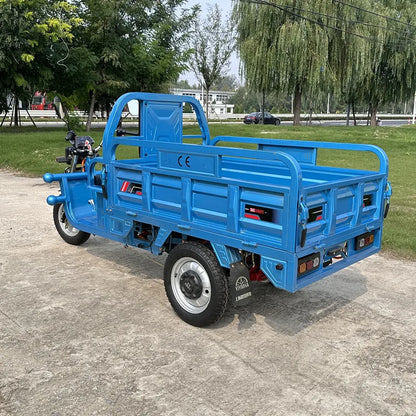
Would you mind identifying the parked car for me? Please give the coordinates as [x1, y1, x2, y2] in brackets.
[243, 112, 281, 126]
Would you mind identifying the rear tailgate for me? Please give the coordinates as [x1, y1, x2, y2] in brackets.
[296, 172, 389, 287]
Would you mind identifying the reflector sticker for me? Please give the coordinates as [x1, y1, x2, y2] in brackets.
[363, 194, 373, 207]
[244, 205, 274, 222]
[308, 206, 323, 223]
[121, 181, 130, 192]
[245, 213, 261, 220]
[120, 181, 142, 195]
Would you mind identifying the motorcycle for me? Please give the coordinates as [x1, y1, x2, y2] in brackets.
[53, 130, 101, 245]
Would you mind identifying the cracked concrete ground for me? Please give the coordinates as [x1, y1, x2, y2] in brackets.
[0, 170, 415, 416]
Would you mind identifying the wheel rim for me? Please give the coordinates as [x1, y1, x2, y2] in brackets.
[57, 204, 80, 237]
[171, 257, 211, 314]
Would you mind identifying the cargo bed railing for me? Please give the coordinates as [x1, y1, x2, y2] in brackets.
[111, 139, 303, 190]
[210, 136, 389, 175]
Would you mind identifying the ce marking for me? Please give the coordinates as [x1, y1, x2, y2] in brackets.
[178, 155, 190, 168]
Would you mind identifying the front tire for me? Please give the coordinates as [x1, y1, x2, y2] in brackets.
[164, 242, 228, 327]
[53, 203, 90, 245]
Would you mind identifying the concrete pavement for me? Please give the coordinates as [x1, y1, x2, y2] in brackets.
[0, 171, 415, 415]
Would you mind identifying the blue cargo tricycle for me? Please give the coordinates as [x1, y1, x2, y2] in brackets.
[44, 92, 392, 326]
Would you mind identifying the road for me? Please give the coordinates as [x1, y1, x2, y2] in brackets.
[1, 118, 413, 128]
[279, 119, 411, 127]
[0, 170, 415, 416]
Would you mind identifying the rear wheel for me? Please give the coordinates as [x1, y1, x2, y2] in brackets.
[53, 203, 90, 245]
[164, 242, 228, 327]
[275, 118, 281, 126]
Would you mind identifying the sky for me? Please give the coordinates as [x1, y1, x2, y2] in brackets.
[181, 0, 241, 86]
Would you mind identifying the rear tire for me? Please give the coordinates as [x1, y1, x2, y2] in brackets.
[164, 241, 228, 327]
[53, 203, 90, 245]
[275, 119, 281, 126]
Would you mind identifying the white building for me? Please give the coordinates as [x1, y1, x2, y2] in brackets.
[170, 88, 235, 115]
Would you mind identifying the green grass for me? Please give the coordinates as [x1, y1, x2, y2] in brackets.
[1, 124, 415, 259]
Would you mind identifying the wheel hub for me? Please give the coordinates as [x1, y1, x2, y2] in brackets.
[179, 271, 203, 299]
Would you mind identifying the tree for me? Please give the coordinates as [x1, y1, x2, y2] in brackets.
[69, 0, 197, 129]
[0, 0, 79, 125]
[235, 0, 416, 126]
[329, 0, 416, 125]
[356, 1, 416, 125]
[212, 75, 239, 91]
[234, 0, 333, 126]
[191, 4, 236, 116]
[175, 79, 196, 89]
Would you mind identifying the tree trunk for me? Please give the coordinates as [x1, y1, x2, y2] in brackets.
[205, 88, 209, 120]
[106, 101, 111, 120]
[370, 106, 378, 126]
[13, 94, 19, 127]
[352, 102, 357, 126]
[346, 103, 350, 127]
[293, 85, 302, 126]
[86, 91, 96, 132]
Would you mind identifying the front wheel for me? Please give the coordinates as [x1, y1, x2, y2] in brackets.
[53, 203, 90, 245]
[164, 242, 228, 327]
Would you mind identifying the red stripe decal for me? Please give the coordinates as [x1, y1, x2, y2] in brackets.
[121, 181, 130, 192]
[245, 214, 260, 220]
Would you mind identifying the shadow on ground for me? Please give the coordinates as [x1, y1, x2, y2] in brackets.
[84, 236, 367, 336]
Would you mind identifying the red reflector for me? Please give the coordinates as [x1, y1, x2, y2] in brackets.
[121, 181, 130, 192]
[316, 215, 323, 221]
[245, 214, 260, 220]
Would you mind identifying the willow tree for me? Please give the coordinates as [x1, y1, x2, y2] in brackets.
[328, 0, 386, 125]
[329, 0, 416, 125]
[357, 0, 416, 125]
[234, 0, 334, 125]
[235, 0, 416, 126]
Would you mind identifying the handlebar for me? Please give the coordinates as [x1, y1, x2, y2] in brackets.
[116, 128, 139, 137]
[65, 130, 76, 144]
[58, 131, 101, 166]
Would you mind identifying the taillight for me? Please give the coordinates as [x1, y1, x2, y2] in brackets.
[355, 232, 374, 250]
[298, 253, 320, 276]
